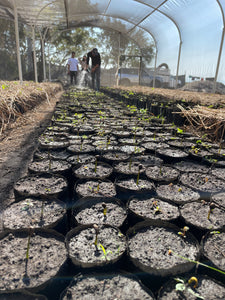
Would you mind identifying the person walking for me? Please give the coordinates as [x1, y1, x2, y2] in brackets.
[87, 48, 101, 91]
[67, 51, 79, 85]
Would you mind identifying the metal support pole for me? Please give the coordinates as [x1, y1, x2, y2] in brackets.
[13, 0, 23, 83]
[116, 32, 121, 86]
[176, 41, 182, 88]
[41, 38, 46, 81]
[39, 27, 48, 82]
[213, 26, 225, 93]
[138, 56, 142, 85]
[153, 50, 158, 88]
[48, 44, 51, 81]
[32, 26, 38, 83]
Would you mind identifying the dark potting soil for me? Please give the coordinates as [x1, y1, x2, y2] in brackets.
[143, 141, 169, 152]
[72, 162, 113, 179]
[66, 153, 96, 166]
[60, 274, 155, 300]
[180, 200, 225, 230]
[174, 160, 209, 173]
[156, 147, 189, 162]
[167, 139, 195, 149]
[75, 179, 117, 198]
[33, 149, 71, 161]
[0, 229, 67, 291]
[72, 196, 127, 227]
[3, 198, 66, 230]
[211, 167, 225, 180]
[120, 145, 145, 155]
[202, 231, 225, 272]
[38, 136, 69, 150]
[28, 159, 72, 175]
[14, 174, 68, 200]
[0, 291, 47, 300]
[128, 196, 180, 222]
[102, 151, 130, 163]
[127, 221, 200, 277]
[113, 161, 146, 175]
[134, 154, 163, 167]
[66, 224, 126, 268]
[115, 177, 155, 193]
[156, 183, 200, 205]
[67, 143, 95, 154]
[179, 172, 225, 194]
[211, 192, 225, 207]
[118, 137, 143, 145]
[157, 274, 225, 299]
[145, 165, 180, 183]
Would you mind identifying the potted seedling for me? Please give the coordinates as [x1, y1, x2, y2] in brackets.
[136, 164, 143, 186]
[207, 202, 216, 220]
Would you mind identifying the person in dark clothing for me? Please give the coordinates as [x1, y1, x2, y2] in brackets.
[87, 48, 101, 91]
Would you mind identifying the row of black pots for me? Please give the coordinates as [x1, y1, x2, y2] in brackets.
[2, 87, 225, 299]
[1, 223, 224, 298]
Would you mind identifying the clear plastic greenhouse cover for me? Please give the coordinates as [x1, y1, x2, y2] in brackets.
[0, 0, 224, 84]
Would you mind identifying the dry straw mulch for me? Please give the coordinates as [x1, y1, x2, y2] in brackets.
[0, 81, 62, 136]
[178, 104, 225, 142]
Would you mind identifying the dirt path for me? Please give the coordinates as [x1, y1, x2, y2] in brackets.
[0, 91, 63, 231]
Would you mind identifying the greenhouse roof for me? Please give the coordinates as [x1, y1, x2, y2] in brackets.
[0, 0, 225, 84]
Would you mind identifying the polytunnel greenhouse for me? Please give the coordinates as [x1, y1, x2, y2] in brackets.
[0, 1, 225, 300]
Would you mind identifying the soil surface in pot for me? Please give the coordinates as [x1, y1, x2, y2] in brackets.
[73, 162, 113, 179]
[60, 274, 155, 300]
[180, 172, 225, 194]
[0, 229, 67, 291]
[66, 154, 96, 166]
[156, 147, 189, 161]
[115, 177, 155, 193]
[145, 165, 180, 183]
[0, 291, 47, 300]
[202, 231, 225, 272]
[156, 183, 200, 205]
[73, 197, 127, 227]
[180, 200, 225, 230]
[14, 174, 68, 200]
[66, 224, 126, 268]
[28, 159, 71, 175]
[174, 160, 209, 173]
[113, 161, 146, 176]
[128, 196, 180, 222]
[128, 222, 199, 276]
[158, 274, 225, 300]
[3, 198, 66, 230]
[75, 179, 116, 198]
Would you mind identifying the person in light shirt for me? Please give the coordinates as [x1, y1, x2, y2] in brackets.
[67, 51, 79, 85]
